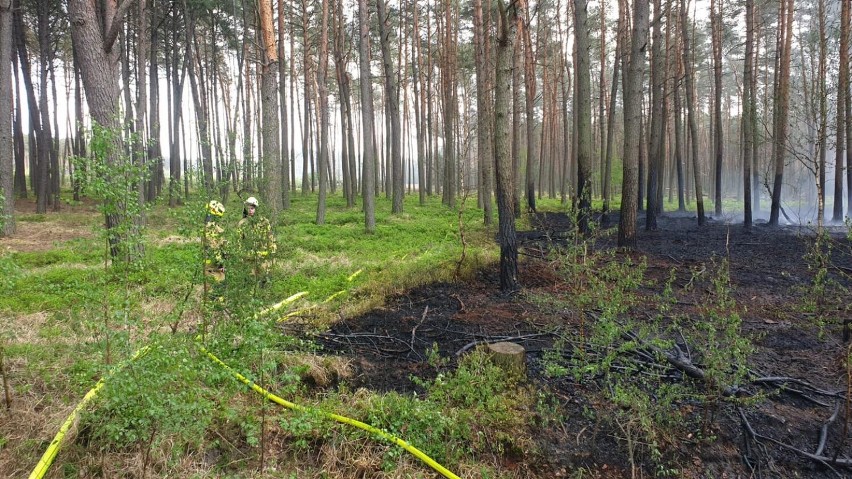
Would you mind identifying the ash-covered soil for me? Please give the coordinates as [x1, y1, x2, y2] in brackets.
[318, 211, 852, 478]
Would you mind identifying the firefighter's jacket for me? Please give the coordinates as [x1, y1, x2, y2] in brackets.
[237, 215, 277, 261]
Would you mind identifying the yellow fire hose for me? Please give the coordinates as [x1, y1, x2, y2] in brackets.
[28, 274, 457, 479]
[196, 342, 462, 479]
[254, 291, 308, 319]
[28, 346, 152, 479]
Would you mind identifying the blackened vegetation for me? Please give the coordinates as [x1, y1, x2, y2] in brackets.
[318, 212, 852, 478]
[318, 278, 553, 393]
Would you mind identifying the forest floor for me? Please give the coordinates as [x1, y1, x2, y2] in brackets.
[5, 199, 852, 478]
[318, 211, 852, 478]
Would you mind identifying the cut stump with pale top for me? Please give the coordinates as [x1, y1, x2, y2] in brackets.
[483, 341, 527, 378]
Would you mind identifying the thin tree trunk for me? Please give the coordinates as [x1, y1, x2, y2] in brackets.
[440, 0, 456, 208]
[301, 0, 312, 195]
[753, 12, 764, 213]
[169, 18, 188, 207]
[147, 2, 162, 201]
[278, 0, 290, 209]
[512, 32, 521, 216]
[646, 0, 665, 230]
[186, 14, 214, 194]
[36, 0, 55, 212]
[359, 0, 376, 232]
[768, 0, 793, 226]
[290, 0, 297, 193]
[711, 0, 724, 215]
[673, 44, 685, 212]
[602, 17, 622, 222]
[47, 13, 60, 212]
[681, 0, 705, 225]
[836, 2, 852, 217]
[13, 53, 26, 199]
[474, 0, 494, 225]
[598, 0, 608, 200]
[561, 55, 572, 205]
[377, 0, 403, 213]
[134, 0, 148, 232]
[742, 0, 755, 227]
[413, 1, 426, 205]
[315, 0, 330, 224]
[521, 0, 536, 212]
[14, 0, 44, 212]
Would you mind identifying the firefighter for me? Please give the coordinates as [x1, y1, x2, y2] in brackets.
[203, 200, 227, 282]
[237, 197, 276, 281]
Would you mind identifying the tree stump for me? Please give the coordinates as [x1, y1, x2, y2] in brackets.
[484, 342, 527, 378]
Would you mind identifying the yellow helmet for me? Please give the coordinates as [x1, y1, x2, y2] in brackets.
[207, 200, 225, 217]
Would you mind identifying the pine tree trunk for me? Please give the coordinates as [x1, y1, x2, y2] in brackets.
[814, 0, 826, 228]
[646, 0, 665, 230]
[147, 3, 162, 201]
[769, 0, 793, 226]
[13, 55, 26, 199]
[135, 0, 149, 203]
[37, 0, 55, 212]
[169, 24, 187, 207]
[440, 0, 456, 208]
[0, 0, 12, 236]
[301, 0, 312, 195]
[510, 35, 520, 215]
[474, 0, 493, 225]
[847, 35, 852, 220]
[278, 0, 290, 209]
[598, 0, 608, 200]
[674, 72, 686, 212]
[46, 10, 60, 212]
[413, 1, 426, 206]
[742, 0, 755, 227]
[68, 0, 135, 257]
[618, 0, 649, 248]
[495, 0, 519, 292]
[602, 16, 622, 221]
[561, 56, 571, 205]
[258, 0, 283, 220]
[187, 15, 214, 194]
[359, 0, 376, 233]
[574, 0, 593, 233]
[134, 0, 148, 240]
[13, 0, 43, 211]
[680, 0, 705, 225]
[521, 0, 536, 213]
[377, 0, 403, 214]
[711, 0, 724, 216]
[290, 4, 297, 194]
[315, 0, 330, 225]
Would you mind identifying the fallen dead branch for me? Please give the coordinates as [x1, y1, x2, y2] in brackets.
[750, 376, 845, 400]
[620, 330, 706, 379]
[320, 332, 423, 361]
[410, 306, 429, 352]
[739, 407, 851, 475]
[815, 402, 841, 457]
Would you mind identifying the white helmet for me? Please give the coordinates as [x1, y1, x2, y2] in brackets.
[245, 197, 259, 207]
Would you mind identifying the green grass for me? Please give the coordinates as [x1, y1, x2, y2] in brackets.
[3, 190, 560, 478]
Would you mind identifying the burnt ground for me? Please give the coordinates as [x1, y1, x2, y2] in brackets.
[317, 212, 852, 478]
